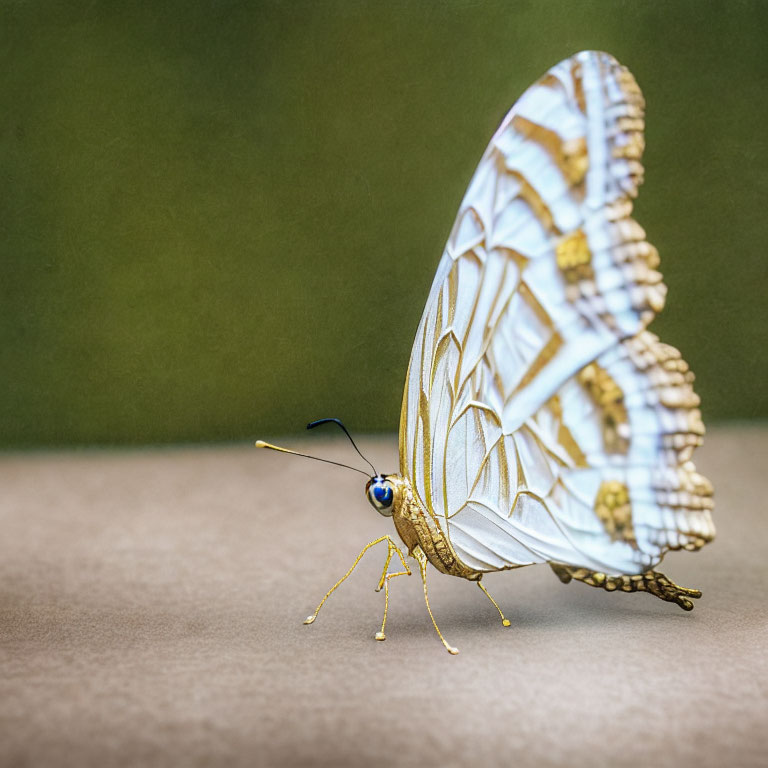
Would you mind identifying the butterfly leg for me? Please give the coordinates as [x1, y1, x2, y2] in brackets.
[413, 546, 459, 655]
[550, 563, 702, 611]
[476, 579, 511, 627]
[374, 539, 411, 641]
[304, 535, 406, 626]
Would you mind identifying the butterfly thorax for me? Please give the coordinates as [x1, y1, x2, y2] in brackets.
[386, 475, 484, 581]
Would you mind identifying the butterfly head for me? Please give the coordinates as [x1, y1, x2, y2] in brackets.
[365, 475, 396, 517]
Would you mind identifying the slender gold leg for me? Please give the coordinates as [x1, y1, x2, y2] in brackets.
[477, 580, 511, 627]
[413, 546, 459, 655]
[375, 539, 410, 592]
[376, 577, 391, 641]
[375, 544, 395, 593]
[374, 540, 411, 641]
[304, 535, 398, 625]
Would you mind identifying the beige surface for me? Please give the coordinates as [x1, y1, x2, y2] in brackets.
[1, 427, 766, 768]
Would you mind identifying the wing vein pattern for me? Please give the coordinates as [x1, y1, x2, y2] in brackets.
[399, 51, 714, 576]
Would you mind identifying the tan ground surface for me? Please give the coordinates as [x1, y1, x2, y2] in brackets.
[1, 426, 766, 767]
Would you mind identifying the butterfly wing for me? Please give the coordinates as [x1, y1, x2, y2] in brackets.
[399, 51, 714, 576]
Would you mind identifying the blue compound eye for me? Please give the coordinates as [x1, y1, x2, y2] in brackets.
[367, 478, 395, 516]
[373, 484, 393, 506]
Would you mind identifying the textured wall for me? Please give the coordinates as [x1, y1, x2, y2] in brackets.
[1, 1, 765, 447]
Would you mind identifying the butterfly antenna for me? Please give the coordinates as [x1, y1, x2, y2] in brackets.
[255, 440, 371, 478]
[306, 418, 378, 476]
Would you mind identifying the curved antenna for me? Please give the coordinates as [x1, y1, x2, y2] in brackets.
[306, 418, 378, 476]
[255, 441, 370, 478]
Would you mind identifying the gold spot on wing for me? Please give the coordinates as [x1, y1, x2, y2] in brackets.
[556, 229, 594, 284]
[578, 362, 630, 455]
[595, 480, 637, 546]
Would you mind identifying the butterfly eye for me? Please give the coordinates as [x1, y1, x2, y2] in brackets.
[367, 480, 394, 516]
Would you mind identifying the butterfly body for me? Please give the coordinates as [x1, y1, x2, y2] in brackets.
[260, 50, 714, 653]
[370, 474, 485, 581]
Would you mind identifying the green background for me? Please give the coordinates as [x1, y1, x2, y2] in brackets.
[1, 0, 765, 448]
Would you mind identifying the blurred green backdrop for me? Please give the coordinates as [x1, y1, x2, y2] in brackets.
[1, 0, 766, 448]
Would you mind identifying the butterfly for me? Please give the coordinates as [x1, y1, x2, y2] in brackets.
[257, 50, 715, 654]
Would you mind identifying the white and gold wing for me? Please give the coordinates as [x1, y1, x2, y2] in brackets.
[399, 50, 714, 577]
